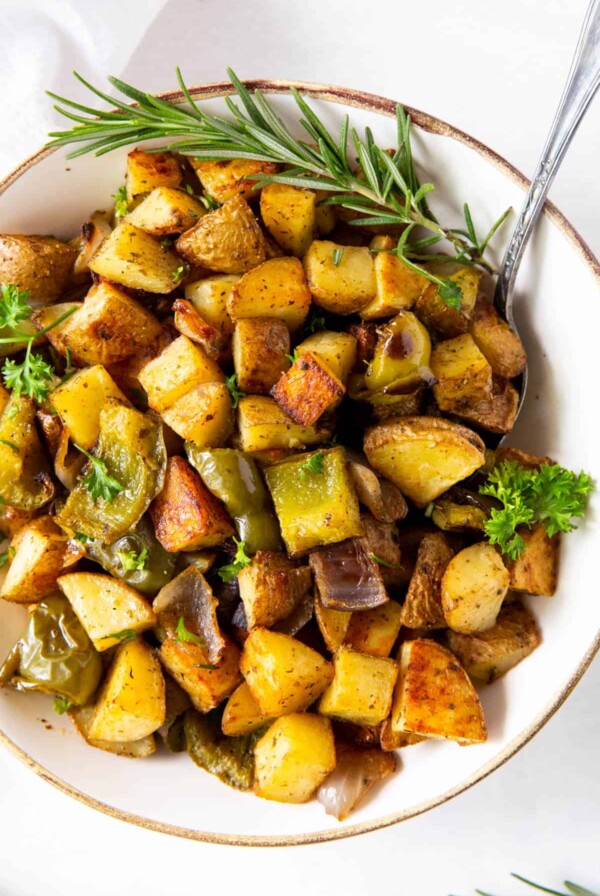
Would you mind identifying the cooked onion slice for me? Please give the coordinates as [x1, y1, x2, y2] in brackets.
[318, 746, 397, 820]
[309, 538, 388, 610]
[153, 567, 225, 664]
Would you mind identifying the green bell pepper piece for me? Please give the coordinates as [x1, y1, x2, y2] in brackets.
[184, 708, 259, 790]
[86, 514, 176, 596]
[0, 395, 54, 510]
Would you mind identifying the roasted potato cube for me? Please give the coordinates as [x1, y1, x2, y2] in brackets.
[254, 713, 336, 803]
[360, 252, 428, 319]
[125, 186, 205, 235]
[452, 377, 520, 435]
[400, 532, 454, 629]
[345, 601, 403, 657]
[431, 334, 493, 411]
[1, 517, 82, 603]
[271, 351, 344, 426]
[192, 158, 279, 204]
[88, 639, 166, 742]
[185, 275, 239, 334]
[49, 365, 127, 449]
[126, 149, 182, 203]
[221, 681, 274, 736]
[172, 299, 224, 359]
[348, 458, 408, 523]
[441, 542, 509, 632]
[73, 212, 113, 278]
[295, 330, 357, 385]
[319, 646, 398, 725]
[0, 234, 76, 303]
[505, 523, 559, 596]
[228, 257, 311, 332]
[260, 183, 316, 257]
[57, 572, 156, 650]
[69, 704, 156, 758]
[161, 382, 234, 447]
[149, 456, 234, 552]
[138, 335, 223, 413]
[237, 395, 332, 453]
[391, 639, 487, 744]
[314, 594, 351, 653]
[176, 195, 267, 273]
[469, 296, 527, 378]
[89, 222, 183, 293]
[379, 718, 425, 751]
[233, 317, 290, 393]
[240, 628, 333, 716]
[237, 551, 300, 629]
[447, 601, 541, 683]
[314, 189, 336, 235]
[414, 265, 480, 336]
[303, 241, 375, 314]
[265, 446, 363, 555]
[159, 634, 242, 712]
[364, 416, 485, 505]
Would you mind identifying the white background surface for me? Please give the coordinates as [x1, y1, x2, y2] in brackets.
[0, 0, 598, 893]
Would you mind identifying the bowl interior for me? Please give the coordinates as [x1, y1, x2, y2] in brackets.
[0, 85, 598, 845]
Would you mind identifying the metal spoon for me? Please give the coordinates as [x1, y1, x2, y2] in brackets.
[494, 0, 600, 442]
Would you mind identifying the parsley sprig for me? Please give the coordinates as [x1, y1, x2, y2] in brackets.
[0, 284, 31, 330]
[298, 451, 325, 481]
[217, 538, 251, 582]
[75, 445, 125, 503]
[174, 616, 205, 646]
[480, 461, 594, 560]
[225, 373, 246, 409]
[112, 184, 129, 218]
[117, 548, 149, 572]
[53, 697, 73, 715]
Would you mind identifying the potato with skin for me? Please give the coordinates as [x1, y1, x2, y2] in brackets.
[314, 594, 351, 653]
[233, 317, 290, 393]
[89, 222, 183, 293]
[0, 234, 76, 304]
[237, 395, 333, 452]
[319, 646, 398, 726]
[295, 331, 357, 385]
[360, 251, 428, 319]
[1, 517, 83, 604]
[0, 504, 37, 541]
[254, 714, 336, 803]
[271, 351, 345, 426]
[431, 333, 493, 411]
[191, 158, 280, 204]
[469, 296, 527, 378]
[360, 512, 404, 586]
[228, 257, 311, 332]
[237, 551, 301, 629]
[348, 457, 408, 523]
[391, 639, 487, 744]
[126, 149, 182, 203]
[400, 532, 454, 629]
[303, 241, 375, 314]
[260, 183, 316, 257]
[452, 376, 520, 434]
[221, 681, 274, 736]
[49, 365, 128, 449]
[125, 186, 205, 235]
[441, 542, 510, 633]
[379, 718, 425, 751]
[345, 601, 403, 657]
[414, 265, 480, 336]
[159, 634, 242, 713]
[73, 212, 112, 277]
[185, 274, 239, 334]
[176, 195, 268, 273]
[69, 705, 156, 758]
[505, 523, 559, 596]
[172, 299, 224, 360]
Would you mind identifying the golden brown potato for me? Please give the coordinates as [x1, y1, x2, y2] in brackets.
[447, 601, 541, 683]
[431, 334, 493, 411]
[414, 265, 480, 336]
[391, 639, 487, 744]
[1, 517, 83, 603]
[379, 718, 425, 751]
[271, 351, 344, 426]
[345, 601, 403, 657]
[89, 222, 183, 293]
[314, 594, 351, 653]
[455, 377, 520, 435]
[191, 158, 280, 204]
[125, 186, 205, 235]
[469, 296, 527, 378]
[237, 395, 332, 452]
[303, 241, 376, 314]
[254, 714, 336, 803]
[221, 681, 274, 736]
[260, 183, 316, 257]
[150, 456, 235, 552]
[0, 395, 55, 511]
[161, 382, 234, 447]
[348, 457, 408, 523]
[319, 646, 398, 725]
[495, 447, 553, 470]
[0, 504, 37, 540]
[185, 274, 239, 334]
[360, 251, 428, 319]
[69, 705, 156, 758]
[172, 299, 224, 360]
[232, 317, 290, 393]
[441, 542, 510, 632]
[139, 335, 223, 414]
[176, 195, 268, 273]
[228, 256, 311, 332]
[49, 365, 127, 450]
[0, 234, 76, 303]
[236, 551, 306, 630]
[295, 330, 357, 386]
[126, 149, 182, 203]
[364, 311, 431, 394]
[159, 634, 242, 712]
[364, 416, 486, 505]
[505, 523, 559, 596]
[73, 212, 112, 278]
[400, 532, 454, 629]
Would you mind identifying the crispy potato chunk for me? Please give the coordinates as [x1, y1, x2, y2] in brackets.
[89, 222, 182, 293]
[505, 523, 559, 596]
[176, 195, 268, 273]
[260, 183, 316, 257]
[414, 265, 480, 336]
[185, 274, 239, 334]
[125, 186, 205, 235]
[447, 601, 541, 683]
[161, 382, 234, 447]
[348, 457, 408, 523]
[303, 241, 376, 314]
[50, 365, 127, 449]
[1, 517, 82, 603]
[139, 335, 224, 414]
[237, 551, 300, 629]
[228, 256, 311, 332]
[159, 634, 242, 712]
[345, 601, 403, 657]
[237, 395, 332, 452]
[441, 542, 510, 632]
[364, 416, 485, 505]
[296, 330, 357, 385]
[240, 628, 333, 716]
[453, 376, 520, 434]
[400, 532, 454, 629]
[150, 456, 235, 552]
[431, 334, 493, 411]
[391, 639, 487, 744]
[315, 594, 351, 652]
[379, 718, 425, 751]
[0, 234, 76, 303]
[233, 317, 290, 393]
[360, 252, 428, 319]
[192, 158, 280, 204]
[221, 681, 274, 736]
[319, 646, 398, 725]
[172, 299, 224, 359]
[69, 704, 156, 758]
[469, 296, 527, 378]
[271, 351, 344, 426]
[254, 714, 336, 803]
[126, 149, 182, 203]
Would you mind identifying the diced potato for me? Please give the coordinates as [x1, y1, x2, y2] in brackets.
[49, 365, 127, 449]
[233, 317, 290, 393]
[469, 296, 527, 378]
[314, 594, 351, 652]
[0, 504, 36, 540]
[126, 149, 182, 203]
[452, 377, 520, 435]
[89, 222, 182, 293]
[391, 639, 487, 744]
[447, 601, 541, 683]
[264, 446, 363, 555]
[73, 212, 112, 277]
[88, 639, 166, 742]
[505, 523, 559, 596]
[364, 416, 486, 505]
[0, 234, 76, 303]
[319, 646, 398, 725]
[441, 542, 509, 632]
[69, 704, 156, 758]
[185, 275, 239, 334]
[191, 158, 279, 204]
[161, 382, 234, 446]
[271, 351, 344, 426]
[295, 331, 357, 386]
[240, 628, 333, 716]
[125, 186, 205, 235]
[176, 195, 268, 273]
[400, 532, 454, 629]
[221, 681, 274, 736]
[228, 257, 311, 332]
[159, 634, 242, 712]
[360, 252, 428, 319]
[0, 517, 82, 603]
[345, 601, 403, 657]
[254, 713, 336, 803]
[431, 334, 493, 411]
[379, 718, 425, 751]
[260, 183, 316, 257]
[172, 299, 224, 359]
[237, 395, 332, 453]
[414, 265, 480, 336]
[237, 551, 300, 629]
[365, 312, 431, 393]
[348, 457, 408, 523]
[57, 572, 156, 650]
[139, 335, 224, 414]
[149, 456, 235, 552]
[303, 241, 375, 314]
[314, 190, 336, 235]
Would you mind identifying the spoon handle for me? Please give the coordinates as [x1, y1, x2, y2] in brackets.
[495, 0, 600, 322]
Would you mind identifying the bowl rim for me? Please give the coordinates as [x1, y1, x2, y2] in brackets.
[0, 78, 599, 848]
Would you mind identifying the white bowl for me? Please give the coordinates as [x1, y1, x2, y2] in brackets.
[0, 80, 598, 846]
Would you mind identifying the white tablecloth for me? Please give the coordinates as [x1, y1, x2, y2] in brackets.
[0, 1, 598, 893]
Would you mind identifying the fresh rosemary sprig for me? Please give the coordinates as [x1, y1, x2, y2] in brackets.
[455, 872, 599, 896]
[45, 69, 511, 308]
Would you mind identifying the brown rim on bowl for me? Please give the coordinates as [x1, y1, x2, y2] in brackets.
[0, 79, 598, 847]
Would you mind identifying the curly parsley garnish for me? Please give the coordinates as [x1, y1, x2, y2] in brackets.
[217, 538, 251, 583]
[75, 445, 125, 503]
[117, 548, 149, 572]
[298, 451, 325, 481]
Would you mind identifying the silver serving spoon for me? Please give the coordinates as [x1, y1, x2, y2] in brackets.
[494, 0, 600, 442]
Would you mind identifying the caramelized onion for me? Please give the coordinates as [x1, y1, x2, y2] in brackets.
[309, 538, 388, 610]
[54, 428, 86, 491]
[153, 567, 225, 664]
[318, 746, 397, 820]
